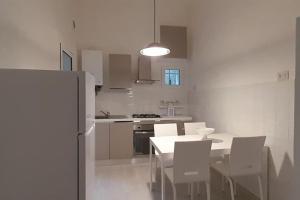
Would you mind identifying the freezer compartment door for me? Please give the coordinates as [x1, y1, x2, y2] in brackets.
[78, 72, 96, 133]
[0, 69, 78, 200]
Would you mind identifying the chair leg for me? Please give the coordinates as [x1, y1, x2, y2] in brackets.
[191, 183, 194, 200]
[154, 157, 157, 179]
[188, 183, 191, 196]
[258, 175, 264, 200]
[171, 183, 177, 200]
[233, 181, 237, 195]
[221, 175, 225, 192]
[197, 182, 200, 195]
[206, 182, 211, 200]
[226, 177, 235, 200]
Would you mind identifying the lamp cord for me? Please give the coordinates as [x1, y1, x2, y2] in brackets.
[154, 0, 156, 43]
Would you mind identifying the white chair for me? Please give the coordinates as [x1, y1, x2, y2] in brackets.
[211, 136, 266, 200]
[153, 123, 178, 176]
[165, 140, 212, 200]
[184, 122, 216, 195]
[154, 123, 178, 137]
[184, 122, 206, 135]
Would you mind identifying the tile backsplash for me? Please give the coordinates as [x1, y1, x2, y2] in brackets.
[95, 82, 188, 116]
[95, 58, 189, 116]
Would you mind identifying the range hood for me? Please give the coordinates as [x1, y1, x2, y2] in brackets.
[135, 55, 158, 84]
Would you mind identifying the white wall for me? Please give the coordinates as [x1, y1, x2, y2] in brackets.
[75, 0, 190, 115]
[0, 0, 77, 70]
[188, 0, 300, 199]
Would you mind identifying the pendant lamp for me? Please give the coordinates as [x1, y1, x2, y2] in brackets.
[140, 0, 170, 57]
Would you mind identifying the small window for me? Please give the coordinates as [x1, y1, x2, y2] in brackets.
[164, 69, 180, 86]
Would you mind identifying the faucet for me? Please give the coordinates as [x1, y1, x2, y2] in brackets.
[100, 110, 110, 118]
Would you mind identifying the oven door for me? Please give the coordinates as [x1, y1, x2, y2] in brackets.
[133, 130, 155, 155]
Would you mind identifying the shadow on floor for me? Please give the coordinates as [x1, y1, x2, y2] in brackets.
[95, 161, 260, 200]
[149, 168, 259, 200]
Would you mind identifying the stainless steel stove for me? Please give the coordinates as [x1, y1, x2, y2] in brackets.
[132, 114, 161, 118]
[133, 120, 156, 155]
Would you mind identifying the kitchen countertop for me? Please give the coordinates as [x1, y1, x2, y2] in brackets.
[94, 116, 193, 123]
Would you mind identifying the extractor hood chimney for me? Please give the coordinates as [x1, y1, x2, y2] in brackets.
[135, 55, 158, 84]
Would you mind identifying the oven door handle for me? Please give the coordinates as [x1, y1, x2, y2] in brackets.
[134, 131, 154, 134]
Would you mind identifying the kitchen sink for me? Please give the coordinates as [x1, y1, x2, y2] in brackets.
[95, 115, 128, 119]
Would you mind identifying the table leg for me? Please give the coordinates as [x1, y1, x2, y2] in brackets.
[149, 141, 153, 191]
[160, 156, 165, 200]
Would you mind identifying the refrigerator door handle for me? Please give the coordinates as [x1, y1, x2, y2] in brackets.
[83, 123, 95, 136]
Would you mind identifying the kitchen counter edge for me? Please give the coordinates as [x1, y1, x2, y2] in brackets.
[94, 116, 193, 123]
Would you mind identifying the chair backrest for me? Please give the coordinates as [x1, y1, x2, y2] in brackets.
[154, 123, 178, 137]
[229, 136, 266, 176]
[184, 122, 206, 135]
[173, 140, 212, 184]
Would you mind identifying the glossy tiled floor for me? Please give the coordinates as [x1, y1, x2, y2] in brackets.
[95, 158, 259, 200]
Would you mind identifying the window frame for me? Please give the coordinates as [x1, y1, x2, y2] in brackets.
[163, 68, 181, 87]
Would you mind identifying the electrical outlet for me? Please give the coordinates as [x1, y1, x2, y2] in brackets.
[277, 70, 290, 81]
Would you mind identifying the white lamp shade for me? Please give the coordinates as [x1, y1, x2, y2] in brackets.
[140, 43, 170, 57]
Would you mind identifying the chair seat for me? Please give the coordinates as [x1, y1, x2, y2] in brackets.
[157, 153, 174, 167]
[165, 167, 210, 184]
[211, 161, 230, 177]
[211, 160, 262, 177]
[209, 155, 226, 164]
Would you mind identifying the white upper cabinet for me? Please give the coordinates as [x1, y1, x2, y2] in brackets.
[160, 26, 187, 59]
[81, 50, 103, 86]
[109, 54, 132, 89]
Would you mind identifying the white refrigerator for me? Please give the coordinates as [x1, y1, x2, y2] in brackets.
[0, 69, 96, 200]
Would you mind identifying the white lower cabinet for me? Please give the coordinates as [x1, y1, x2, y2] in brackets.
[109, 122, 133, 159]
[95, 122, 133, 160]
[95, 120, 188, 160]
[95, 123, 110, 160]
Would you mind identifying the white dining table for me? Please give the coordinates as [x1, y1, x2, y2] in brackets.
[149, 133, 235, 200]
